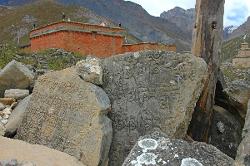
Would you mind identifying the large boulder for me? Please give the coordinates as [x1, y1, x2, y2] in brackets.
[122, 131, 234, 166]
[235, 100, 250, 166]
[0, 136, 85, 166]
[16, 68, 112, 166]
[208, 105, 242, 158]
[102, 51, 207, 165]
[5, 95, 31, 137]
[76, 57, 103, 85]
[225, 80, 250, 118]
[0, 60, 34, 97]
[221, 62, 250, 118]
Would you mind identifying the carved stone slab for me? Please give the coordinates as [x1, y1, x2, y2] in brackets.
[16, 68, 112, 166]
[102, 51, 207, 165]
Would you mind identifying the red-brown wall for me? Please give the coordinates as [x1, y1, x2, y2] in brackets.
[31, 31, 65, 51]
[28, 21, 177, 57]
[63, 31, 124, 57]
[30, 30, 124, 58]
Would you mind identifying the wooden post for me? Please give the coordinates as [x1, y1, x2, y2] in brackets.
[188, 0, 225, 142]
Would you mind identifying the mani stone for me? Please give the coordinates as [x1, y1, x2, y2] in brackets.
[0, 60, 34, 97]
[235, 100, 250, 166]
[122, 131, 234, 166]
[16, 67, 112, 166]
[76, 56, 103, 85]
[102, 51, 207, 165]
[4, 89, 29, 100]
[0, 136, 85, 166]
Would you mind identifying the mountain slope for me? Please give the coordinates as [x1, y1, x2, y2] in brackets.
[221, 16, 250, 61]
[160, 7, 195, 39]
[227, 16, 250, 40]
[57, 0, 191, 51]
[0, 0, 140, 46]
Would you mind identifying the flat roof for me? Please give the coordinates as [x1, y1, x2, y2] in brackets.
[31, 21, 125, 33]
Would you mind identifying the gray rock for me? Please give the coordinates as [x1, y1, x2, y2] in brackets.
[76, 57, 103, 85]
[0, 102, 5, 111]
[221, 62, 250, 119]
[102, 51, 207, 165]
[4, 89, 29, 100]
[0, 159, 19, 166]
[235, 100, 250, 166]
[0, 159, 35, 166]
[0, 60, 34, 97]
[16, 67, 112, 166]
[208, 105, 242, 158]
[122, 131, 234, 166]
[225, 79, 250, 118]
[0, 123, 5, 136]
[5, 95, 31, 137]
[2, 107, 12, 115]
[0, 136, 85, 166]
[1, 119, 8, 125]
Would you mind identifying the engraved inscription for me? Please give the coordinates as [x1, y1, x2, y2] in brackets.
[102, 51, 205, 166]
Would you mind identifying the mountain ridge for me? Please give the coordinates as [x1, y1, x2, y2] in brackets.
[0, 0, 141, 46]
[0, 0, 192, 51]
[160, 7, 195, 39]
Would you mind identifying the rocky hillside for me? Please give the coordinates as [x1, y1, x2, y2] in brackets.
[223, 25, 238, 40]
[160, 7, 195, 39]
[227, 16, 250, 40]
[0, 0, 140, 46]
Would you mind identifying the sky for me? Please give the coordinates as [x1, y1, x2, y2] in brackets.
[128, 0, 250, 27]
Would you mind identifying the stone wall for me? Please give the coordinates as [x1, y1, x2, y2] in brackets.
[30, 30, 124, 58]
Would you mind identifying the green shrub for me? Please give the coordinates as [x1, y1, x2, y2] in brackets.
[0, 44, 18, 68]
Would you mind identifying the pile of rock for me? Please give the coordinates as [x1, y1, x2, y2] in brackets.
[1, 51, 247, 166]
[0, 90, 31, 137]
[0, 60, 34, 137]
